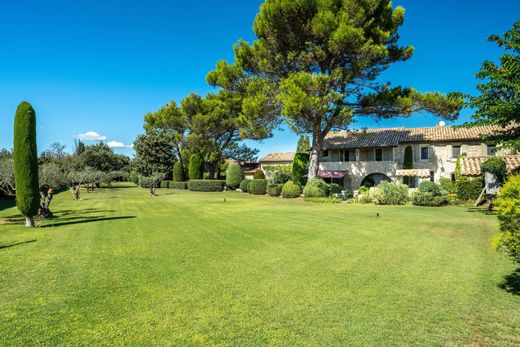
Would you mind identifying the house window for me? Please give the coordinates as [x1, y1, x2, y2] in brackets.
[487, 145, 496, 156]
[450, 173, 456, 182]
[322, 150, 329, 158]
[452, 146, 461, 158]
[375, 148, 383, 161]
[344, 150, 350, 162]
[420, 147, 429, 160]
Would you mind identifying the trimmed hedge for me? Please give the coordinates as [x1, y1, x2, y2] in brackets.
[160, 180, 172, 189]
[189, 154, 204, 180]
[303, 185, 327, 198]
[170, 182, 187, 190]
[249, 179, 268, 195]
[282, 180, 302, 198]
[304, 197, 342, 204]
[239, 179, 251, 192]
[226, 163, 243, 189]
[267, 183, 283, 197]
[187, 180, 225, 192]
[173, 161, 185, 182]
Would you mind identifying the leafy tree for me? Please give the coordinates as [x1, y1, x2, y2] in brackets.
[133, 130, 175, 177]
[481, 157, 508, 185]
[226, 163, 243, 189]
[172, 161, 185, 182]
[13, 102, 40, 227]
[209, 0, 463, 178]
[39, 142, 67, 164]
[292, 152, 309, 186]
[76, 143, 130, 173]
[0, 150, 15, 196]
[468, 21, 520, 150]
[188, 153, 204, 180]
[296, 135, 311, 153]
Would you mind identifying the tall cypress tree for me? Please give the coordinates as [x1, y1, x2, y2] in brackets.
[13, 102, 40, 227]
[402, 145, 413, 187]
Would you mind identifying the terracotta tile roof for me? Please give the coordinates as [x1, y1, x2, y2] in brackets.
[260, 152, 295, 163]
[460, 156, 520, 176]
[324, 125, 503, 149]
[241, 162, 260, 174]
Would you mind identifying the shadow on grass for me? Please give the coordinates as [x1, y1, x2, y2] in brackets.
[41, 215, 136, 228]
[499, 268, 520, 295]
[0, 197, 16, 211]
[466, 206, 497, 216]
[0, 239, 36, 250]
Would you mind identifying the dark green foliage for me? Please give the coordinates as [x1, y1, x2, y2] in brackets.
[282, 180, 302, 198]
[266, 183, 283, 197]
[263, 165, 292, 173]
[296, 135, 311, 153]
[329, 183, 343, 195]
[305, 177, 329, 196]
[481, 157, 508, 185]
[456, 177, 484, 201]
[412, 181, 449, 207]
[239, 179, 251, 192]
[248, 179, 268, 195]
[170, 182, 188, 190]
[372, 182, 409, 205]
[173, 161, 185, 182]
[133, 129, 174, 177]
[271, 170, 292, 184]
[439, 177, 456, 195]
[160, 180, 172, 189]
[303, 185, 327, 198]
[77, 143, 130, 173]
[304, 197, 342, 204]
[292, 153, 309, 186]
[226, 163, 243, 189]
[403, 145, 413, 186]
[13, 102, 40, 218]
[494, 175, 520, 264]
[188, 154, 204, 180]
[187, 180, 224, 192]
[253, 168, 265, 179]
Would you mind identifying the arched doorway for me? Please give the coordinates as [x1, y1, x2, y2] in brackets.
[360, 173, 391, 188]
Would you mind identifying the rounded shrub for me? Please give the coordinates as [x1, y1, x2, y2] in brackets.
[292, 152, 309, 185]
[303, 185, 327, 198]
[253, 168, 265, 179]
[187, 179, 224, 192]
[305, 177, 329, 196]
[173, 161, 185, 182]
[239, 178, 251, 192]
[188, 153, 204, 180]
[226, 163, 243, 189]
[371, 181, 409, 205]
[282, 180, 302, 198]
[249, 179, 268, 195]
[13, 101, 40, 226]
[271, 170, 292, 184]
[267, 183, 283, 197]
[412, 181, 449, 207]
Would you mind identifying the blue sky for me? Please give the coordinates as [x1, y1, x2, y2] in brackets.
[0, 0, 518, 158]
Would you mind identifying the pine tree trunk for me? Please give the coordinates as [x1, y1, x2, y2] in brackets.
[307, 134, 322, 179]
[25, 216, 35, 228]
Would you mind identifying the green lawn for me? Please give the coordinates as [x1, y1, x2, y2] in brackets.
[0, 184, 518, 346]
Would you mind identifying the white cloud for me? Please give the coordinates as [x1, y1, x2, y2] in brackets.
[107, 141, 133, 149]
[75, 131, 107, 141]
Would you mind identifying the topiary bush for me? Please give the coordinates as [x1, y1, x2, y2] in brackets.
[271, 170, 292, 184]
[282, 180, 302, 198]
[160, 180, 172, 189]
[292, 152, 309, 186]
[253, 168, 265, 179]
[170, 182, 187, 190]
[266, 183, 283, 196]
[305, 177, 329, 196]
[188, 154, 204, 180]
[239, 179, 251, 192]
[173, 161, 185, 182]
[371, 181, 409, 205]
[481, 157, 507, 185]
[187, 179, 224, 192]
[494, 174, 520, 264]
[226, 163, 243, 189]
[412, 181, 449, 207]
[249, 179, 268, 195]
[303, 184, 327, 198]
[13, 102, 40, 227]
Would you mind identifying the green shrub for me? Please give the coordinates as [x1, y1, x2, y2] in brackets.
[187, 180, 224, 192]
[239, 179, 251, 192]
[303, 185, 327, 198]
[329, 183, 343, 195]
[494, 175, 520, 264]
[160, 180, 172, 189]
[262, 165, 292, 173]
[226, 163, 243, 189]
[305, 177, 329, 195]
[170, 182, 187, 190]
[173, 161, 185, 182]
[456, 176, 484, 201]
[249, 179, 268, 195]
[282, 180, 302, 198]
[372, 182, 409, 205]
[412, 181, 449, 207]
[439, 177, 456, 194]
[292, 152, 309, 185]
[13, 102, 40, 223]
[253, 168, 265, 179]
[481, 157, 507, 185]
[304, 197, 342, 204]
[188, 154, 204, 180]
[271, 170, 292, 184]
[266, 183, 283, 197]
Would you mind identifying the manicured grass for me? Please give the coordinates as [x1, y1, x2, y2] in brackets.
[0, 184, 519, 346]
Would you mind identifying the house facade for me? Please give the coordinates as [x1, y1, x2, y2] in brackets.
[319, 125, 518, 190]
[259, 152, 295, 177]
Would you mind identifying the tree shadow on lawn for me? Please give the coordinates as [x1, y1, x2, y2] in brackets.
[0, 239, 36, 250]
[499, 268, 520, 296]
[0, 208, 119, 225]
[465, 206, 497, 216]
[40, 215, 136, 228]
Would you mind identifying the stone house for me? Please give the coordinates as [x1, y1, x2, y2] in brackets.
[319, 125, 519, 190]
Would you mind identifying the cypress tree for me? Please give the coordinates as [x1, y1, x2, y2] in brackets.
[13, 102, 40, 227]
[292, 153, 310, 186]
[172, 161, 185, 182]
[188, 153, 204, 180]
[403, 145, 413, 187]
